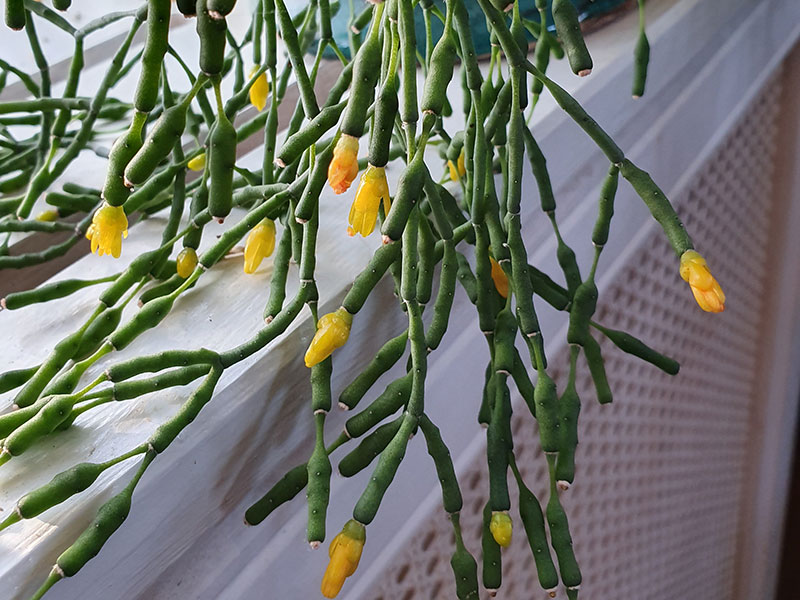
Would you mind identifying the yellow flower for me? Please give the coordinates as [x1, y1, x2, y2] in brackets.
[447, 160, 459, 182]
[321, 520, 366, 598]
[176, 247, 198, 278]
[35, 209, 59, 222]
[489, 511, 512, 547]
[87, 202, 128, 258]
[248, 66, 269, 112]
[447, 149, 467, 182]
[305, 307, 352, 368]
[348, 165, 390, 237]
[243, 218, 276, 274]
[679, 250, 725, 313]
[490, 257, 509, 298]
[328, 134, 360, 195]
[187, 153, 206, 171]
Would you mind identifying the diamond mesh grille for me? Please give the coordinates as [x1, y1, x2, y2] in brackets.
[366, 71, 781, 600]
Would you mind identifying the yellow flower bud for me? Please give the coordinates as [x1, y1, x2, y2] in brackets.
[328, 134, 360, 195]
[679, 250, 725, 313]
[35, 209, 59, 222]
[321, 520, 366, 598]
[490, 257, 509, 298]
[243, 218, 276, 274]
[176, 247, 198, 278]
[87, 202, 128, 259]
[348, 164, 390, 237]
[248, 66, 269, 112]
[187, 153, 206, 171]
[305, 307, 352, 368]
[489, 511, 513, 547]
[447, 149, 466, 182]
[447, 160, 459, 182]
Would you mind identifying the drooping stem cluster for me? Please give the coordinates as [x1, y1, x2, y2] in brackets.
[0, 1, 724, 599]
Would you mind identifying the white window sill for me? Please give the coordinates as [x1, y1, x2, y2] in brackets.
[1, 0, 799, 598]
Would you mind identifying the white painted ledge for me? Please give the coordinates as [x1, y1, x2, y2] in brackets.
[1, 0, 799, 599]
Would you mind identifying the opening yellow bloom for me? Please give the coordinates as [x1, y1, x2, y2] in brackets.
[187, 153, 206, 171]
[457, 148, 466, 176]
[447, 149, 467, 182]
[305, 307, 352, 368]
[489, 511, 513, 547]
[447, 160, 459, 182]
[87, 202, 128, 259]
[679, 249, 725, 313]
[176, 247, 198, 278]
[321, 520, 366, 598]
[243, 218, 276, 274]
[348, 165, 390, 237]
[248, 66, 269, 112]
[490, 257, 509, 298]
[328, 134, 360, 195]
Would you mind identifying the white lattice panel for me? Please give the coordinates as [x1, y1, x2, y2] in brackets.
[366, 70, 781, 600]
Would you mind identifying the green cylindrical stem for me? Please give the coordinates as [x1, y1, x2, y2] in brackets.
[352, 412, 416, 525]
[106, 348, 219, 383]
[2, 394, 79, 459]
[552, 0, 592, 76]
[592, 164, 619, 247]
[338, 417, 402, 478]
[426, 242, 457, 351]
[341, 241, 402, 314]
[344, 372, 412, 439]
[619, 159, 693, 255]
[45, 191, 98, 215]
[487, 374, 512, 512]
[481, 501, 502, 592]
[108, 364, 212, 402]
[245, 462, 307, 525]
[513, 464, 559, 592]
[125, 102, 190, 186]
[0, 365, 39, 396]
[5, 0, 25, 30]
[534, 370, 559, 454]
[197, 0, 228, 76]
[419, 414, 462, 514]
[276, 101, 345, 168]
[339, 330, 407, 410]
[56, 450, 155, 577]
[566, 280, 598, 347]
[148, 367, 221, 453]
[13, 330, 83, 408]
[632, 0, 649, 98]
[208, 107, 237, 221]
[17, 462, 106, 520]
[592, 323, 679, 375]
[73, 306, 124, 362]
[416, 215, 436, 304]
[109, 294, 175, 351]
[2, 276, 115, 311]
[133, 0, 170, 113]
[546, 487, 582, 588]
[341, 10, 381, 137]
[449, 513, 480, 600]
[583, 333, 613, 404]
[102, 112, 146, 207]
[139, 275, 184, 305]
[307, 413, 332, 545]
[0, 396, 49, 439]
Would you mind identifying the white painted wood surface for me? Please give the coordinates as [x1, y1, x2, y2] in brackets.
[0, 0, 798, 599]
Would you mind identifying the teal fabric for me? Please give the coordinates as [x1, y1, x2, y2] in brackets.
[317, 0, 628, 59]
